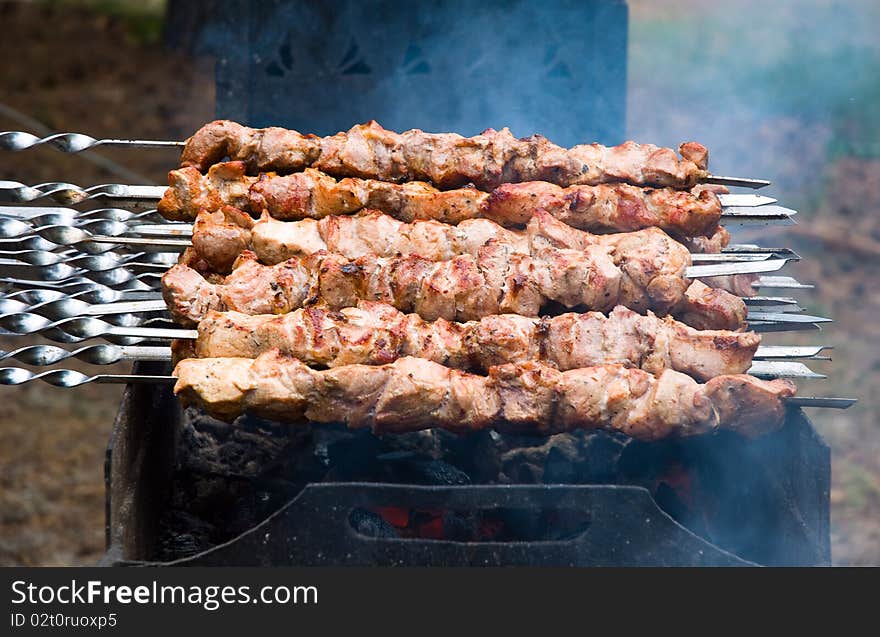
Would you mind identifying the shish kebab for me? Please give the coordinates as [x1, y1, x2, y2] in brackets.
[173, 352, 794, 439]
[0, 303, 829, 380]
[163, 243, 758, 330]
[178, 206, 772, 308]
[182, 206, 733, 274]
[0, 121, 769, 191]
[0, 351, 798, 440]
[0, 210, 783, 303]
[158, 162, 767, 237]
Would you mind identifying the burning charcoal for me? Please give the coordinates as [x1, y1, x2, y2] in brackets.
[376, 452, 471, 485]
[349, 508, 400, 538]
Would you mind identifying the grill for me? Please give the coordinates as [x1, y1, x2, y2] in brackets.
[104, 371, 831, 566]
[0, 0, 854, 566]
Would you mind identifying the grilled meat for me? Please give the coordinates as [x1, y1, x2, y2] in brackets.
[191, 303, 759, 382]
[163, 242, 745, 330]
[173, 351, 795, 439]
[180, 120, 709, 190]
[188, 206, 692, 274]
[188, 204, 759, 303]
[160, 161, 721, 237]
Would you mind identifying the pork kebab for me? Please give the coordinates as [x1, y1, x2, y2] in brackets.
[180, 120, 710, 190]
[174, 352, 795, 440]
[160, 161, 723, 238]
[176, 303, 759, 382]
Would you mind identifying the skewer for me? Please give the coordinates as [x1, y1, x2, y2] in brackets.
[0, 366, 854, 411]
[0, 315, 185, 344]
[753, 276, 815, 290]
[0, 305, 833, 363]
[743, 296, 800, 308]
[0, 304, 827, 334]
[0, 244, 793, 288]
[0, 131, 769, 190]
[0, 235, 65, 252]
[0, 236, 793, 267]
[0, 344, 172, 365]
[0, 368, 174, 386]
[746, 312, 831, 324]
[0, 205, 162, 223]
[0, 132, 184, 153]
[0, 343, 828, 374]
[0, 276, 157, 294]
[0, 183, 783, 217]
[0, 181, 164, 208]
[0, 262, 162, 286]
[1, 287, 161, 306]
[0, 297, 168, 319]
[701, 175, 771, 189]
[0, 284, 816, 323]
[786, 397, 857, 409]
[0, 297, 833, 341]
[717, 194, 776, 207]
[755, 345, 831, 359]
[0, 250, 175, 270]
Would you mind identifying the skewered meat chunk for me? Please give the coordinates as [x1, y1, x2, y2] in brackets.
[160, 161, 722, 237]
[191, 303, 759, 382]
[173, 351, 795, 440]
[180, 120, 709, 190]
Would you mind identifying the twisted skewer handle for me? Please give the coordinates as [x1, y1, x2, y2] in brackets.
[0, 208, 170, 244]
[0, 181, 165, 205]
[0, 132, 183, 153]
[0, 248, 175, 270]
[0, 344, 171, 366]
[0, 259, 163, 286]
[0, 275, 158, 294]
[0, 293, 167, 319]
[0, 367, 173, 386]
[0, 314, 175, 344]
[2, 287, 159, 308]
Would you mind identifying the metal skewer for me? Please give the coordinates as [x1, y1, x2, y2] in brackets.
[0, 367, 854, 411]
[0, 344, 172, 365]
[0, 132, 184, 153]
[0, 368, 175, 387]
[752, 276, 815, 290]
[0, 131, 769, 189]
[0, 344, 829, 376]
[702, 175, 771, 189]
[0, 315, 185, 344]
